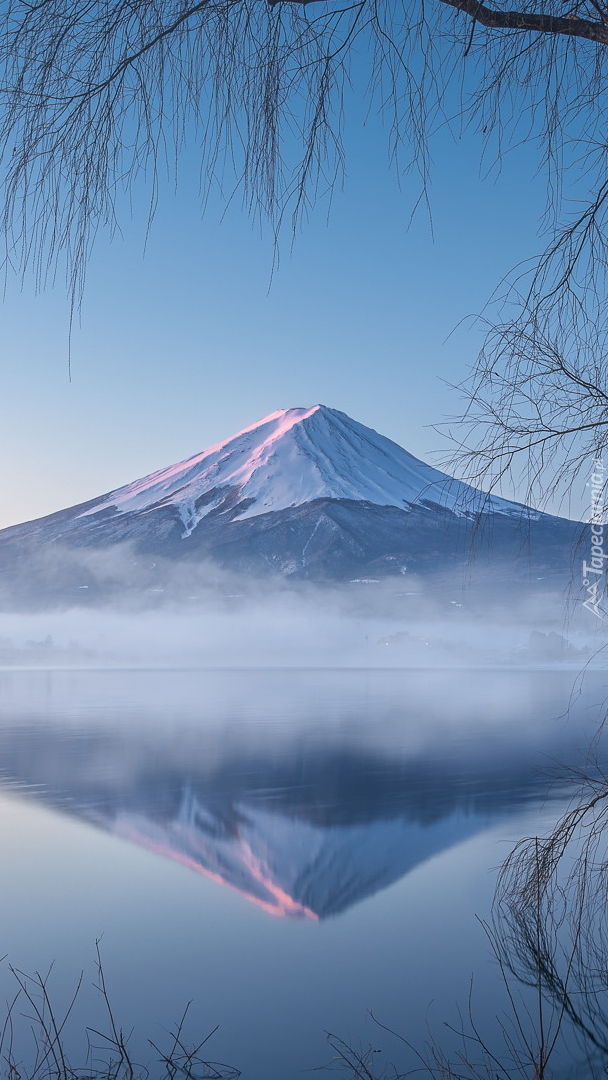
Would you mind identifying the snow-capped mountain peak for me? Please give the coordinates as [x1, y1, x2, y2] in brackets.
[80, 405, 534, 535]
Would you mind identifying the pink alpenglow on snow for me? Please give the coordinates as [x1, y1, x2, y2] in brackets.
[80, 405, 537, 537]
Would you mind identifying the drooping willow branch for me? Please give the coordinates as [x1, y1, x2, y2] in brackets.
[2, 0, 608, 479]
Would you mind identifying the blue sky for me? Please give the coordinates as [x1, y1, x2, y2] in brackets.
[0, 86, 575, 529]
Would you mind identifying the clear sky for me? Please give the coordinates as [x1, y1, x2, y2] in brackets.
[0, 76, 583, 530]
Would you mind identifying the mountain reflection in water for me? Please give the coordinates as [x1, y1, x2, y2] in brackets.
[0, 668, 598, 920]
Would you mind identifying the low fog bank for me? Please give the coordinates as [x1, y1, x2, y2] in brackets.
[0, 553, 604, 669]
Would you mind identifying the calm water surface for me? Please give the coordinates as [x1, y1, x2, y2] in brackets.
[0, 667, 604, 1078]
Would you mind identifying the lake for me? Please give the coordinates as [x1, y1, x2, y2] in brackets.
[0, 666, 605, 1079]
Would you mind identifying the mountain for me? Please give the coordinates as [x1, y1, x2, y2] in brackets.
[61, 405, 535, 525]
[0, 405, 582, 604]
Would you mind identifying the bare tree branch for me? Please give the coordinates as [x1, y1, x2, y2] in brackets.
[439, 0, 608, 44]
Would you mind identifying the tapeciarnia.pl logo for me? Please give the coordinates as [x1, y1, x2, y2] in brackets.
[582, 457, 607, 619]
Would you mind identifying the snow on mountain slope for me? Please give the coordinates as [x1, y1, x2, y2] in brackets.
[79, 405, 538, 536]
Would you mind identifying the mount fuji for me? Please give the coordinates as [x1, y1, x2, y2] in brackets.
[68, 404, 534, 526]
[0, 405, 581, 604]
